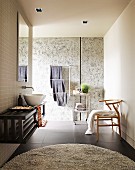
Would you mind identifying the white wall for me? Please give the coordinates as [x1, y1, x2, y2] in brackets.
[104, 0, 135, 148]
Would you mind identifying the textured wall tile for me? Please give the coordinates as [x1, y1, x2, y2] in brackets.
[0, 0, 19, 167]
[33, 38, 80, 121]
[19, 38, 28, 65]
[33, 37, 104, 121]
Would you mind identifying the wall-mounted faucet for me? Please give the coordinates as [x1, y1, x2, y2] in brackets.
[22, 86, 34, 91]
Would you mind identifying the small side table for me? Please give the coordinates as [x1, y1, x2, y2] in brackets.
[73, 90, 90, 124]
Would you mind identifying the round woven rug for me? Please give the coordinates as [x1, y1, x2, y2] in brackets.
[1, 144, 135, 170]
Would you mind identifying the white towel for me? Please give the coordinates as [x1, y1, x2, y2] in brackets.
[75, 103, 86, 111]
[85, 110, 116, 135]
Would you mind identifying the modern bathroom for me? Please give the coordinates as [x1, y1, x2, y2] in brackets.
[1, 0, 135, 167]
[0, 0, 104, 165]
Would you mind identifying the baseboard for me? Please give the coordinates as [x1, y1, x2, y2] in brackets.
[121, 131, 135, 149]
[105, 121, 135, 149]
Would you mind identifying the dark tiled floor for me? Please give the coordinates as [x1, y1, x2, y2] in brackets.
[9, 121, 135, 162]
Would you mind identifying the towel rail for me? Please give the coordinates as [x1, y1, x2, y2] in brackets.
[50, 65, 72, 97]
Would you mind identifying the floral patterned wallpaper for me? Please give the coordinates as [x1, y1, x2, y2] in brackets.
[19, 37, 104, 121]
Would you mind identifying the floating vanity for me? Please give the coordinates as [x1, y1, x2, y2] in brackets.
[0, 103, 45, 143]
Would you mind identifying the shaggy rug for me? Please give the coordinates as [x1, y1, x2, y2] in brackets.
[1, 144, 135, 170]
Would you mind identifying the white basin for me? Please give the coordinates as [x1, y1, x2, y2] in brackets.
[24, 94, 46, 106]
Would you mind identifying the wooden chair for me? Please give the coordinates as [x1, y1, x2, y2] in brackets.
[95, 99, 123, 141]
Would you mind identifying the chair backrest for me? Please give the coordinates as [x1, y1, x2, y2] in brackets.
[99, 99, 123, 117]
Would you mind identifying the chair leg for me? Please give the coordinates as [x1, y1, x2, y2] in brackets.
[118, 118, 121, 139]
[111, 118, 113, 131]
[96, 117, 99, 141]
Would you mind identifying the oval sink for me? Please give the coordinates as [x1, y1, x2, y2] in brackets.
[24, 94, 46, 106]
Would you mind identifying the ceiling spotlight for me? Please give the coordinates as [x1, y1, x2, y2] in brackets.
[35, 8, 43, 12]
[82, 20, 88, 24]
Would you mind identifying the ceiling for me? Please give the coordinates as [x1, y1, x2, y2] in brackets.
[17, 0, 131, 37]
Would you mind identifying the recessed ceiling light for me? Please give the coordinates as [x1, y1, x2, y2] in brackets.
[82, 20, 88, 24]
[35, 8, 43, 12]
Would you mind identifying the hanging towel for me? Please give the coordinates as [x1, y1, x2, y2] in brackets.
[18, 66, 27, 82]
[56, 92, 67, 106]
[37, 106, 42, 127]
[37, 106, 48, 127]
[52, 79, 65, 101]
[50, 66, 62, 88]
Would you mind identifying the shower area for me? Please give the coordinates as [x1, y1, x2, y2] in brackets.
[32, 37, 104, 121]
